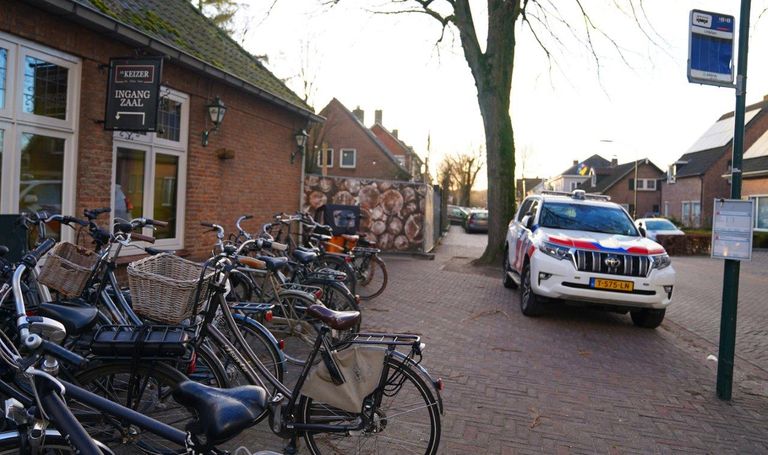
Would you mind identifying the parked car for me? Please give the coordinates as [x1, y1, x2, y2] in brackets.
[19, 180, 62, 214]
[464, 209, 488, 233]
[447, 205, 468, 225]
[503, 190, 675, 329]
[635, 218, 685, 241]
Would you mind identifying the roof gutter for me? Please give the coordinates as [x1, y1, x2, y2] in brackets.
[23, 0, 324, 123]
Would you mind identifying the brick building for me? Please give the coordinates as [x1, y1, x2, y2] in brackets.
[369, 111, 426, 182]
[309, 98, 412, 181]
[546, 154, 611, 192]
[741, 98, 768, 232]
[0, 0, 318, 259]
[661, 96, 768, 228]
[578, 159, 664, 218]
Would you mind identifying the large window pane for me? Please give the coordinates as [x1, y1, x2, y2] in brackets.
[0, 48, 7, 109]
[153, 154, 178, 239]
[0, 129, 3, 197]
[19, 133, 64, 218]
[23, 56, 68, 120]
[757, 197, 768, 230]
[157, 98, 182, 141]
[115, 148, 145, 222]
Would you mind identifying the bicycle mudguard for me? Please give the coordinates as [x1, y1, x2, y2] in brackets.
[389, 350, 444, 415]
[232, 313, 287, 367]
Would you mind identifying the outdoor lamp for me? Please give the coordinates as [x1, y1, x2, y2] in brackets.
[291, 129, 308, 163]
[202, 96, 227, 146]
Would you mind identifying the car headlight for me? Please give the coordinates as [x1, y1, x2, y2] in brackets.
[651, 254, 671, 270]
[539, 242, 572, 261]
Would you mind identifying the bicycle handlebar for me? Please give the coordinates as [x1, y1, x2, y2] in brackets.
[84, 207, 110, 220]
[130, 233, 155, 244]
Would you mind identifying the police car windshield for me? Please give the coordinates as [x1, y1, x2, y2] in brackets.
[539, 202, 639, 236]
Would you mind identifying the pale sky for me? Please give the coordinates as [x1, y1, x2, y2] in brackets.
[237, 0, 768, 189]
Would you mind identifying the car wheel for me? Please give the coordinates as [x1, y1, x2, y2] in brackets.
[503, 248, 517, 289]
[630, 308, 665, 329]
[520, 263, 543, 316]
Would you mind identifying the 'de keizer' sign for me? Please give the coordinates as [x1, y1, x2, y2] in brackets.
[104, 57, 163, 132]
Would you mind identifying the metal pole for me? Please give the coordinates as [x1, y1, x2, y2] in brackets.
[633, 159, 638, 218]
[717, 0, 751, 401]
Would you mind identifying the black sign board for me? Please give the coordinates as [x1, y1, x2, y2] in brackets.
[104, 57, 163, 132]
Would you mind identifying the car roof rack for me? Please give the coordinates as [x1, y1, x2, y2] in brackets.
[540, 190, 611, 201]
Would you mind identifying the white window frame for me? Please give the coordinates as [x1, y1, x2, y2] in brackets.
[0, 32, 80, 242]
[111, 88, 188, 251]
[637, 178, 656, 191]
[316, 148, 333, 168]
[570, 181, 578, 191]
[751, 195, 768, 232]
[339, 148, 356, 168]
[682, 200, 701, 227]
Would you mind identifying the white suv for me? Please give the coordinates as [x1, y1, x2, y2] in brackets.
[503, 190, 675, 328]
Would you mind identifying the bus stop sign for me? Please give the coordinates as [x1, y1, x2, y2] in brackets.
[688, 10, 735, 87]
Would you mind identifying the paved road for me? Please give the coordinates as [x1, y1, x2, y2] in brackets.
[374, 227, 768, 453]
[228, 226, 768, 453]
[667, 252, 768, 372]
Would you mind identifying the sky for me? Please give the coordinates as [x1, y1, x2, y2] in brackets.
[235, 0, 768, 189]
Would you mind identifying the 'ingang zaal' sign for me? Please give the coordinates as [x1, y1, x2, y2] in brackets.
[104, 57, 163, 132]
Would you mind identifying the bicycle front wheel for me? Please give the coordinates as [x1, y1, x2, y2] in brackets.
[355, 255, 388, 301]
[298, 355, 441, 454]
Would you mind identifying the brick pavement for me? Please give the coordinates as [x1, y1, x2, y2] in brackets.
[227, 227, 768, 454]
[364, 227, 768, 454]
[666, 251, 768, 372]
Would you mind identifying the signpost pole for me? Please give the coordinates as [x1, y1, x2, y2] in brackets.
[716, 0, 751, 401]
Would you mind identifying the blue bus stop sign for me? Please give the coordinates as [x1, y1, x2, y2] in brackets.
[688, 10, 735, 87]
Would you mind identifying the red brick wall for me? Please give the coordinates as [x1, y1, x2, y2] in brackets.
[700, 150, 733, 227]
[604, 162, 663, 217]
[660, 177, 701, 224]
[313, 100, 407, 180]
[1, 0, 306, 259]
[744, 177, 768, 195]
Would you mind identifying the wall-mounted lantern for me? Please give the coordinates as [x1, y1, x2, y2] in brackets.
[291, 129, 308, 163]
[202, 96, 227, 147]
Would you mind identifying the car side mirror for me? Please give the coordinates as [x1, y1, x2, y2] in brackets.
[521, 214, 534, 231]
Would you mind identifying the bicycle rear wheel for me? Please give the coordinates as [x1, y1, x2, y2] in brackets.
[355, 255, 388, 301]
[298, 355, 441, 454]
[261, 290, 318, 365]
[70, 360, 205, 454]
[315, 254, 357, 294]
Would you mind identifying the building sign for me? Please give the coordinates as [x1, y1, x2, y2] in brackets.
[688, 10, 735, 87]
[104, 57, 163, 131]
[711, 199, 753, 261]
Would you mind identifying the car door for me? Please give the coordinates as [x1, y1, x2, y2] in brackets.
[512, 198, 540, 273]
[508, 198, 533, 273]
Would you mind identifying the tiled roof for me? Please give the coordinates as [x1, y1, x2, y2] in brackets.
[73, 0, 312, 113]
[322, 99, 411, 176]
[673, 147, 728, 178]
[578, 159, 662, 193]
[743, 156, 768, 175]
[516, 178, 542, 199]
[559, 154, 611, 176]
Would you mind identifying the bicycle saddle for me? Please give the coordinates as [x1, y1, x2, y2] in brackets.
[292, 249, 317, 264]
[172, 381, 267, 445]
[357, 237, 376, 247]
[256, 256, 289, 272]
[37, 303, 98, 336]
[306, 304, 360, 331]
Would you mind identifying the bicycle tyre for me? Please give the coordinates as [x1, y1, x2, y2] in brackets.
[70, 361, 194, 454]
[298, 355, 441, 455]
[261, 290, 320, 366]
[315, 254, 357, 294]
[0, 430, 110, 453]
[355, 255, 388, 301]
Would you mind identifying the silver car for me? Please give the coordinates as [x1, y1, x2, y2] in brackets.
[635, 218, 685, 241]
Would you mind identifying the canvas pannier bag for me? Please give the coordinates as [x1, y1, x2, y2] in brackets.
[302, 346, 387, 413]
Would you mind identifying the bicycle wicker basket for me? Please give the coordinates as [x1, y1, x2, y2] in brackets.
[37, 242, 99, 298]
[127, 253, 214, 324]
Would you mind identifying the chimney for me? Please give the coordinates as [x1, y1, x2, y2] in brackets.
[375, 109, 383, 125]
[392, 129, 399, 138]
[573, 160, 578, 166]
[611, 157, 618, 167]
[352, 106, 365, 123]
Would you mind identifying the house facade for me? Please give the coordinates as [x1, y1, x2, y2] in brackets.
[1, 0, 317, 259]
[661, 96, 768, 228]
[578, 159, 663, 218]
[740, 98, 768, 231]
[370, 116, 426, 182]
[546, 154, 611, 192]
[309, 99, 411, 181]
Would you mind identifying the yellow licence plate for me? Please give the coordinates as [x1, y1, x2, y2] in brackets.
[591, 278, 634, 292]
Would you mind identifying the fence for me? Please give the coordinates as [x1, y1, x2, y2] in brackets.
[303, 174, 439, 253]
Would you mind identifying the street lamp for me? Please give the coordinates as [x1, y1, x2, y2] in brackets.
[291, 129, 308, 164]
[202, 96, 227, 147]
